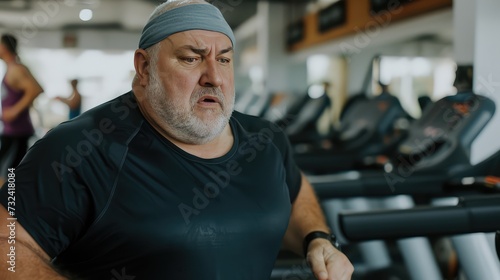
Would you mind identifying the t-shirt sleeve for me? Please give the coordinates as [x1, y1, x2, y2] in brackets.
[232, 112, 303, 203]
[0, 127, 96, 259]
[272, 124, 302, 203]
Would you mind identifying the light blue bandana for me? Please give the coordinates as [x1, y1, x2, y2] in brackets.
[138, 4, 235, 49]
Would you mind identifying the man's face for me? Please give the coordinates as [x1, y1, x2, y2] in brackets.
[144, 30, 235, 145]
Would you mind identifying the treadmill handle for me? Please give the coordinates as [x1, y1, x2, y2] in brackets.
[445, 176, 500, 193]
[339, 195, 500, 242]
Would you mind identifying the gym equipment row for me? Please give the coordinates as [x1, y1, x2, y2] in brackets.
[308, 91, 499, 279]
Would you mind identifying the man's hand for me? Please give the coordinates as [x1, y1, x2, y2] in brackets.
[283, 174, 354, 279]
[306, 238, 353, 280]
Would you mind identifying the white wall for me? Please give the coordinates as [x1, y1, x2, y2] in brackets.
[453, 0, 475, 64]
[261, 2, 308, 95]
[233, 2, 308, 97]
[470, 0, 500, 164]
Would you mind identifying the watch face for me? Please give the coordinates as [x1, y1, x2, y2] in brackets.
[304, 231, 341, 256]
[329, 234, 341, 251]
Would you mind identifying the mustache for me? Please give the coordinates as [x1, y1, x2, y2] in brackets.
[191, 88, 225, 103]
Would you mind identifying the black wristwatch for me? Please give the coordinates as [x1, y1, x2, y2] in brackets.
[303, 231, 341, 256]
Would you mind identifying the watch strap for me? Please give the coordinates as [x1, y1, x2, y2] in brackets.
[303, 231, 340, 256]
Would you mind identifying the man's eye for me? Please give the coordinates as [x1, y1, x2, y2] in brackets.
[218, 58, 231, 64]
[183, 57, 198, 63]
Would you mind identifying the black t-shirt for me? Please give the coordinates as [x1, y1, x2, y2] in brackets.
[0, 91, 302, 280]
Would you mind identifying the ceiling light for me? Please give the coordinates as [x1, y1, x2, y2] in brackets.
[79, 9, 93, 21]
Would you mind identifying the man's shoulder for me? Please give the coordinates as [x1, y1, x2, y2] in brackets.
[231, 111, 289, 148]
[43, 92, 142, 146]
[79, 91, 139, 122]
[231, 111, 279, 132]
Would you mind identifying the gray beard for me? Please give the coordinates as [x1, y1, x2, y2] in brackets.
[145, 68, 233, 145]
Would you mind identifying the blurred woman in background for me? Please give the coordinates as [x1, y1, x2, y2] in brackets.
[0, 33, 43, 184]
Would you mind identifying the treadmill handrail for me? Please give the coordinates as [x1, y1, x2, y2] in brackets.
[339, 195, 500, 242]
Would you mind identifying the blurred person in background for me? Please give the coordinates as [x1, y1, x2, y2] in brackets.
[54, 79, 82, 119]
[0, 33, 43, 185]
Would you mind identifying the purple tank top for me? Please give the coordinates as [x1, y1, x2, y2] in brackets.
[1, 78, 34, 136]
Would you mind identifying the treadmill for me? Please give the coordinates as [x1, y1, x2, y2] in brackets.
[309, 91, 496, 199]
[285, 87, 332, 145]
[294, 91, 411, 174]
[307, 91, 497, 279]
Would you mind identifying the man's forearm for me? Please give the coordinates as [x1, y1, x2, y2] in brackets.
[0, 237, 67, 280]
[283, 173, 330, 256]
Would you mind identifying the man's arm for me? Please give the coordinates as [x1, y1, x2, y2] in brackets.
[0, 205, 67, 279]
[283, 173, 353, 280]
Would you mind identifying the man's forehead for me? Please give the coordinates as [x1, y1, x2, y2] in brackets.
[166, 30, 233, 49]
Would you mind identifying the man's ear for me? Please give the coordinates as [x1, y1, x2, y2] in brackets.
[134, 48, 150, 87]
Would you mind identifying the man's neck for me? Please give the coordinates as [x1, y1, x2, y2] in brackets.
[171, 124, 234, 159]
[133, 89, 235, 159]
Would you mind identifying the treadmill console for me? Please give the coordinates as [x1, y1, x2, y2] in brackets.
[396, 92, 495, 171]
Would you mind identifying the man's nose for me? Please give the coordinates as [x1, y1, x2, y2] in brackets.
[199, 59, 223, 87]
